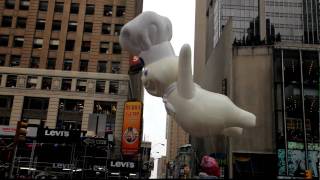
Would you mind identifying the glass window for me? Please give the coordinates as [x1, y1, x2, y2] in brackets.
[63, 59, 72, 71]
[81, 41, 91, 52]
[16, 17, 27, 28]
[86, 4, 95, 15]
[13, 36, 24, 48]
[56, 99, 84, 130]
[9, 55, 20, 67]
[5, 0, 15, 9]
[114, 24, 123, 36]
[0, 55, 5, 66]
[96, 80, 105, 93]
[76, 79, 86, 92]
[6, 75, 17, 87]
[46, 58, 56, 69]
[70, 3, 79, 14]
[97, 61, 107, 73]
[100, 42, 110, 54]
[61, 78, 72, 91]
[111, 61, 120, 74]
[116, 6, 125, 17]
[33, 38, 43, 49]
[102, 23, 111, 34]
[36, 19, 46, 30]
[29, 57, 39, 68]
[68, 21, 77, 32]
[54, 2, 64, 13]
[112, 43, 122, 54]
[41, 77, 52, 90]
[1, 16, 12, 27]
[39, 1, 48, 11]
[109, 81, 119, 94]
[83, 22, 93, 33]
[26, 76, 37, 89]
[19, 0, 30, 10]
[49, 39, 59, 50]
[65, 40, 75, 51]
[104, 5, 113, 16]
[0, 35, 9, 46]
[94, 101, 117, 133]
[52, 20, 61, 31]
[79, 60, 88, 72]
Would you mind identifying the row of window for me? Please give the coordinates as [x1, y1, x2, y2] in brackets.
[4, 0, 126, 17]
[1, 74, 122, 95]
[0, 16, 124, 36]
[0, 54, 121, 73]
[0, 35, 122, 54]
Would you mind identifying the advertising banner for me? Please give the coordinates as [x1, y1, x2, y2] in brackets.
[121, 101, 143, 155]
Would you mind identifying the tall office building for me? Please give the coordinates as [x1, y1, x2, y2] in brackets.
[194, 0, 319, 178]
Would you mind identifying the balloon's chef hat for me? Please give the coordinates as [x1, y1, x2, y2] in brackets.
[119, 11, 175, 65]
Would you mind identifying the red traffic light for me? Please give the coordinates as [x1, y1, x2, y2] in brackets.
[15, 120, 28, 143]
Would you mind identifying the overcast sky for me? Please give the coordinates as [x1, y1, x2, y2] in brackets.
[141, 0, 195, 178]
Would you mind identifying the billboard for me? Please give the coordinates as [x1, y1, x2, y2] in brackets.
[121, 101, 143, 155]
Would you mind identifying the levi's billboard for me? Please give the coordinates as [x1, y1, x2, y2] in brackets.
[121, 101, 143, 155]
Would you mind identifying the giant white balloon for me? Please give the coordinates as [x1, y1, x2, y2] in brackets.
[120, 11, 256, 137]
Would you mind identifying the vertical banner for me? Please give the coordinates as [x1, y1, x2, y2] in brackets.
[121, 101, 143, 155]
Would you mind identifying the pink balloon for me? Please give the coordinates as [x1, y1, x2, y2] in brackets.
[200, 155, 220, 177]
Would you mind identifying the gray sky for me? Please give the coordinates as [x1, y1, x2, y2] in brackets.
[141, 0, 195, 178]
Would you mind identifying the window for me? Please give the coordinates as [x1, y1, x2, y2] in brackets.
[9, 55, 20, 67]
[49, 39, 59, 50]
[33, 38, 43, 49]
[68, 21, 77, 32]
[96, 80, 105, 93]
[52, 20, 61, 31]
[0, 35, 9, 46]
[84, 22, 93, 33]
[2, 16, 12, 27]
[81, 41, 91, 52]
[79, 60, 88, 72]
[70, 3, 79, 14]
[97, 61, 107, 73]
[13, 36, 24, 48]
[116, 6, 125, 17]
[16, 17, 27, 28]
[76, 79, 86, 92]
[26, 76, 37, 89]
[86, 4, 95, 15]
[57, 99, 84, 130]
[5, 0, 15, 9]
[112, 43, 122, 54]
[100, 42, 110, 54]
[39, 1, 48, 11]
[20, 0, 30, 10]
[111, 62, 120, 74]
[61, 78, 72, 91]
[109, 81, 119, 94]
[63, 59, 72, 71]
[0, 55, 5, 66]
[41, 77, 52, 90]
[54, 2, 64, 13]
[47, 58, 56, 69]
[104, 5, 113, 16]
[29, 57, 39, 68]
[6, 75, 17, 87]
[36, 19, 45, 30]
[114, 24, 123, 36]
[65, 40, 75, 51]
[102, 23, 111, 34]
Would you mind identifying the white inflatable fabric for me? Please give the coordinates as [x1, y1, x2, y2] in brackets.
[120, 11, 256, 137]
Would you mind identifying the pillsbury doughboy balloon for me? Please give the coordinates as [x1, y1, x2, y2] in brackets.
[120, 11, 256, 137]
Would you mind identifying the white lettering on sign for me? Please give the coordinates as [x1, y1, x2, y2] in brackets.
[110, 161, 135, 169]
[45, 130, 69, 137]
[52, 163, 74, 169]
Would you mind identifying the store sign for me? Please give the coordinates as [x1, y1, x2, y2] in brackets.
[0, 125, 16, 136]
[110, 161, 135, 169]
[45, 129, 70, 137]
[121, 101, 143, 156]
[37, 128, 84, 142]
[83, 138, 108, 146]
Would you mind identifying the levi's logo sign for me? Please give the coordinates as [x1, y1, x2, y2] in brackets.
[45, 130, 70, 137]
[110, 161, 135, 169]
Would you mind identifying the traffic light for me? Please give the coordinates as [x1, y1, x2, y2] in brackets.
[15, 120, 28, 143]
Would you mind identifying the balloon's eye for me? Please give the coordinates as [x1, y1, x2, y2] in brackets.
[143, 69, 148, 76]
